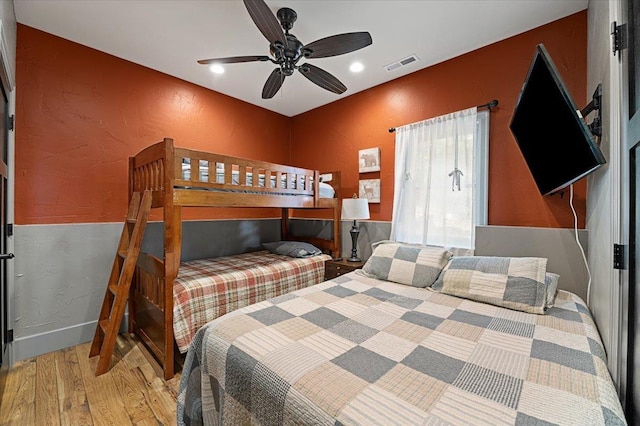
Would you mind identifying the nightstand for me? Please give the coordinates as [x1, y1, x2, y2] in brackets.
[325, 258, 365, 280]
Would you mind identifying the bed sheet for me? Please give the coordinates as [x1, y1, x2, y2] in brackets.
[173, 250, 330, 352]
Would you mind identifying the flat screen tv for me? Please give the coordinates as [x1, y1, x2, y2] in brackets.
[510, 44, 606, 196]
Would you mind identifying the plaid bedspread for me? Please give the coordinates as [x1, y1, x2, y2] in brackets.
[173, 250, 330, 352]
[178, 271, 626, 425]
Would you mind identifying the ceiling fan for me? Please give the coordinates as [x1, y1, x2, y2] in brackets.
[198, 0, 373, 99]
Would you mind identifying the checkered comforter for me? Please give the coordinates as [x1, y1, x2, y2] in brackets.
[173, 250, 331, 353]
[177, 271, 626, 425]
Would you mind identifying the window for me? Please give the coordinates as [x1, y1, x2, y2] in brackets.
[391, 108, 489, 250]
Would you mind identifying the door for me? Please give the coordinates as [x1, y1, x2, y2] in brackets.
[0, 67, 9, 402]
[625, 0, 640, 421]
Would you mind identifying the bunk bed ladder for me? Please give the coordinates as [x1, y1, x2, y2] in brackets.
[89, 190, 153, 376]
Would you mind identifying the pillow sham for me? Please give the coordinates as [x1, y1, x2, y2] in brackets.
[262, 241, 323, 258]
[545, 272, 559, 308]
[431, 256, 548, 314]
[361, 241, 452, 288]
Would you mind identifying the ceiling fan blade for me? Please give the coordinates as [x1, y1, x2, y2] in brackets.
[262, 68, 285, 99]
[197, 55, 270, 65]
[304, 32, 372, 59]
[299, 63, 347, 94]
[243, 0, 287, 48]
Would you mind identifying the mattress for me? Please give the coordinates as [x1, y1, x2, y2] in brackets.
[178, 271, 625, 425]
[173, 250, 331, 352]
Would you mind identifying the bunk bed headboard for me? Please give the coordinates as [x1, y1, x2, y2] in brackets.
[129, 138, 171, 209]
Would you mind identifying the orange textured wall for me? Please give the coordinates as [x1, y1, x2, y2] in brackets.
[17, 13, 589, 228]
[15, 25, 291, 225]
[290, 12, 588, 228]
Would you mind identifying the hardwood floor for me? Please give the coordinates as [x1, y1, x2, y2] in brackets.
[0, 334, 181, 425]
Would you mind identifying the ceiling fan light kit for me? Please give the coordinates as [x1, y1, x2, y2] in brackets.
[198, 0, 372, 99]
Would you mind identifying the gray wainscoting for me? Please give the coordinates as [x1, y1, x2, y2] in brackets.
[296, 219, 591, 301]
[339, 220, 391, 261]
[475, 225, 590, 302]
[13, 219, 281, 361]
[142, 219, 281, 261]
[13, 223, 122, 361]
[12, 219, 589, 361]
[284, 220, 592, 301]
[287, 218, 391, 261]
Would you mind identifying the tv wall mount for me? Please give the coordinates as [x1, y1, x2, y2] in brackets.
[580, 83, 602, 138]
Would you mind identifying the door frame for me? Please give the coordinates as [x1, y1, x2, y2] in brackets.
[610, 0, 625, 397]
[619, 0, 640, 418]
[0, 19, 15, 373]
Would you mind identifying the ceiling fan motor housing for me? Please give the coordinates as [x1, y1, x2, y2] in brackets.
[270, 33, 304, 76]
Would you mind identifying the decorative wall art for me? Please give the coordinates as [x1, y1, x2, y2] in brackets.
[359, 179, 381, 203]
[358, 147, 380, 173]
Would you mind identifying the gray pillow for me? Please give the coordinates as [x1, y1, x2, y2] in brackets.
[545, 272, 559, 308]
[361, 241, 452, 288]
[262, 241, 322, 258]
[432, 256, 548, 314]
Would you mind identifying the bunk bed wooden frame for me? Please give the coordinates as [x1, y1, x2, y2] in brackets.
[127, 138, 342, 379]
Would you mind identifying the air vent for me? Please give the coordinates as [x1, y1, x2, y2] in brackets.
[384, 54, 419, 72]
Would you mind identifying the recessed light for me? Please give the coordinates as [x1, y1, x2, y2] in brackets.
[209, 64, 225, 74]
[350, 62, 364, 73]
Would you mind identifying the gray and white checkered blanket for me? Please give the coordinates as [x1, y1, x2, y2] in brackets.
[177, 271, 626, 425]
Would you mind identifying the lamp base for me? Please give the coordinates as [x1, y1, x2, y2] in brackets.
[349, 220, 361, 264]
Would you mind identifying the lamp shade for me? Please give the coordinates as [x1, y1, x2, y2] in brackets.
[342, 198, 370, 220]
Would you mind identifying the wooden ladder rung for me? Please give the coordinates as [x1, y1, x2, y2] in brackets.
[89, 190, 152, 376]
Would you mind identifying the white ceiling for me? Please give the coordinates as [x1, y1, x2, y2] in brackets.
[14, 0, 588, 117]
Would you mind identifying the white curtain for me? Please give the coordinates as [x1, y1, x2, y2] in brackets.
[391, 107, 478, 250]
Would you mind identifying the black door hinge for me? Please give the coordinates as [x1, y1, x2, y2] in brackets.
[8, 114, 13, 131]
[614, 244, 625, 269]
[612, 22, 627, 56]
[6, 329, 13, 343]
[6, 223, 12, 237]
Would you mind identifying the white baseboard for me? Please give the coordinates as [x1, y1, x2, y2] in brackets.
[11, 314, 129, 363]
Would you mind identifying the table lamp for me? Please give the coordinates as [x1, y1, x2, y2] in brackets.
[342, 197, 370, 262]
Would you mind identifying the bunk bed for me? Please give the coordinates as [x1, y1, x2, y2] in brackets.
[127, 138, 342, 379]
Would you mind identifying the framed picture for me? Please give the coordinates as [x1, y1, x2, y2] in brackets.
[359, 147, 380, 173]
[359, 179, 381, 203]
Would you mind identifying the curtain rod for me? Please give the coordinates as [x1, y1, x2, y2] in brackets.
[388, 99, 499, 133]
